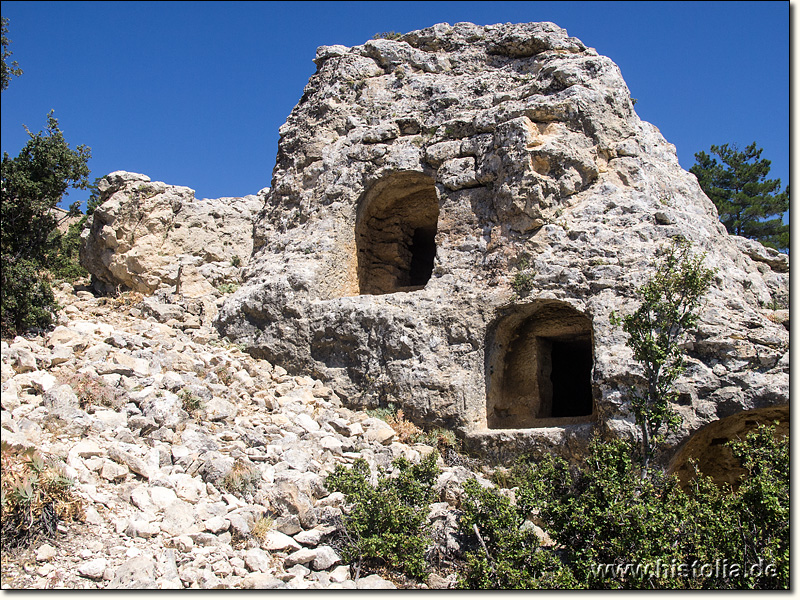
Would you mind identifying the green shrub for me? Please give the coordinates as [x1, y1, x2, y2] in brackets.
[473, 426, 789, 589]
[0, 256, 59, 337]
[217, 283, 240, 294]
[457, 478, 577, 589]
[610, 238, 715, 472]
[518, 437, 694, 589]
[365, 403, 397, 421]
[326, 451, 440, 580]
[179, 389, 203, 415]
[47, 217, 88, 281]
[1, 111, 91, 337]
[511, 255, 535, 298]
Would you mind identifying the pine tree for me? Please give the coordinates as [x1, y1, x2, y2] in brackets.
[690, 142, 788, 252]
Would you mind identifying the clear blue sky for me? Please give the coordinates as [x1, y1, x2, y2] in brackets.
[1, 1, 790, 219]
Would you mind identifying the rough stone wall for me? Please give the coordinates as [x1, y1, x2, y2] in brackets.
[215, 22, 789, 466]
[80, 171, 265, 296]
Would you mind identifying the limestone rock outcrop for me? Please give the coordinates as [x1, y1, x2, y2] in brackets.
[216, 22, 788, 465]
[80, 171, 264, 295]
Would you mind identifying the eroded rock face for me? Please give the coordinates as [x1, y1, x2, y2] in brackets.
[213, 21, 788, 464]
[80, 171, 265, 295]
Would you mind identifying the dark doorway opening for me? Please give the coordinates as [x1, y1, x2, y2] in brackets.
[549, 337, 593, 418]
[408, 225, 437, 287]
[356, 172, 439, 295]
[485, 301, 595, 429]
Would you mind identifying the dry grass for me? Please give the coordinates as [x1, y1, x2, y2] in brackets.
[222, 461, 260, 496]
[1, 442, 84, 549]
[61, 372, 123, 410]
[382, 409, 458, 451]
[386, 409, 424, 444]
[251, 514, 273, 543]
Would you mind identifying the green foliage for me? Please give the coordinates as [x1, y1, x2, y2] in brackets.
[47, 217, 89, 281]
[365, 403, 398, 421]
[85, 176, 106, 215]
[0, 257, 59, 337]
[457, 478, 578, 589]
[326, 451, 440, 580]
[179, 388, 203, 414]
[611, 239, 715, 471]
[364, 404, 459, 452]
[511, 255, 535, 298]
[372, 31, 402, 40]
[521, 438, 694, 588]
[1, 111, 91, 337]
[1, 17, 23, 92]
[416, 427, 457, 450]
[217, 282, 240, 294]
[2, 111, 91, 262]
[716, 424, 789, 587]
[690, 142, 788, 252]
[468, 426, 788, 589]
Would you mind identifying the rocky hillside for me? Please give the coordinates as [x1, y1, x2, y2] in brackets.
[1, 282, 487, 589]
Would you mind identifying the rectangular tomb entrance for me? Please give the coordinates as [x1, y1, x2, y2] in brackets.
[486, 301, 595, 429]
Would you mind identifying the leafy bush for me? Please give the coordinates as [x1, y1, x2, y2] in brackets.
[466, 425, 789, 589]
[457, 478, 577, 589]
[1, 111, 91, 338]
[518, 437, 694, 588]
[1, 442, 84, 548]
[0, 257, 59, 337]
[326, 451, 440, 580]
[611, 238, 715, 472]
[47, 218, 88, 281]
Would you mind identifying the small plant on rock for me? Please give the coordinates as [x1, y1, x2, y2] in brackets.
[251, 514, 274, 543]
[365, 403, 397, 421]
[217, 283, 240, 294]
[179, 389, 203, 415]
[62, 372, 121, 410]
[1, 442, 84, 548]
[222, 461, 261, 497]
[511, 255, 535, 299]
[373, 31, 402, 40]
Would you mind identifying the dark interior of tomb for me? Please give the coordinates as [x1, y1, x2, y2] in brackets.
[548, 337, 593, 418]
[408, 225, 437, 287]
[356, 177, 439, 295]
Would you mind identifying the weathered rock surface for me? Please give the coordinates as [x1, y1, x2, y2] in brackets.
[213, 21, 788, 464]
[80, 170, 265, 295]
